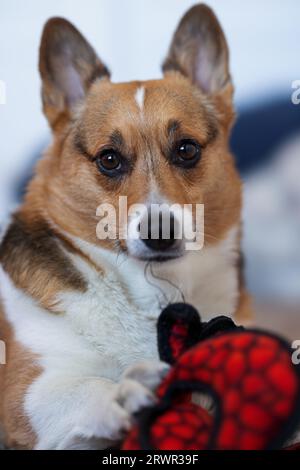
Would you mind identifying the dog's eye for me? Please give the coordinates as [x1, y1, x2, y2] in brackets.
[96, 150, 123, 176]
[173, 140, 201, 168]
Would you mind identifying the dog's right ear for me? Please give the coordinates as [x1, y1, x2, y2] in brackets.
[163, 4, 231, 96]
[39, 18, 110, 131]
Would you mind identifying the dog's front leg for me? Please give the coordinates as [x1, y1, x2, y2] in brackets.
[26, 361, 169, 450]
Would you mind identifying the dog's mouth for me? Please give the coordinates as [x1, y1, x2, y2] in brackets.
[127, 239, 185, 263]
[133, 251, 184, 263]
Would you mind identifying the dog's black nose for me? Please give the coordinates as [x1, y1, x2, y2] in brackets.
[141, 212, 176, 251]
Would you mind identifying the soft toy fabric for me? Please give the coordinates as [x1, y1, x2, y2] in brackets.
[122, 304, 300, 450]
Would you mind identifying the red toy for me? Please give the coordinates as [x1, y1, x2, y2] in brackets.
[122, 304, 300, 450]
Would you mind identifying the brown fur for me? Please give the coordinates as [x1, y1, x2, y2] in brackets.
[0, 213, 86, 311]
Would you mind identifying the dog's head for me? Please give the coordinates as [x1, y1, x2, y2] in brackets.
[33, 4, 241, 262]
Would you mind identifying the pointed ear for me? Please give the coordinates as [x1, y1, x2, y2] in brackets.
[39, 17, 110, 130]
[163, 4, 231, 96]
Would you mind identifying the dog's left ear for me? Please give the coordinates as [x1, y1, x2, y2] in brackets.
[39, 17, 110, 130]
[163, 4, 231, 97]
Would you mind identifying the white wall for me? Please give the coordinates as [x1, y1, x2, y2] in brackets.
[0, 0, 300, 219]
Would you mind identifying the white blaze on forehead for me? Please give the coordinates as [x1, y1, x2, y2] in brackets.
[135, 86, 145, 112]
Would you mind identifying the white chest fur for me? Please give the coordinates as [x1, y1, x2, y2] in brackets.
[0, 225, 239, 381]
[69, 224, 240, 320]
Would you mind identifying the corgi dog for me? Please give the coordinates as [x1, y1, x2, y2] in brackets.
[0, 4, 252, 449]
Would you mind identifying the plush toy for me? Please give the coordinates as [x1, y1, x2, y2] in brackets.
[122, 303, 300, 450]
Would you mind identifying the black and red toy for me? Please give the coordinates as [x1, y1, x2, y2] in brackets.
[122, 304, 300, 450]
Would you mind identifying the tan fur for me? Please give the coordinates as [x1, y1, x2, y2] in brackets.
[0, 305, 39, 449]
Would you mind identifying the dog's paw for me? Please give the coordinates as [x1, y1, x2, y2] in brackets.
[76, 397, 132, 443]
[123, 360, 170, 391]
[100, 400, 132, 441]
[113, 361, 170, 416]
[115, 378, 156, 414]
[123, 360, 170, 392]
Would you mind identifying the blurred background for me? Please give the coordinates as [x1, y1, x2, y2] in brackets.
[0, 0, 299, 337]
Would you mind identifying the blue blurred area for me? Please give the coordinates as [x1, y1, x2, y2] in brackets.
[232, 98, 300, 175]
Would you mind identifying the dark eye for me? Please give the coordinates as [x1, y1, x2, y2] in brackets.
[96, 150, 123, 176]
[173, 140, 201, 168]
